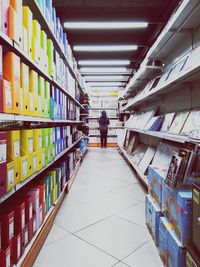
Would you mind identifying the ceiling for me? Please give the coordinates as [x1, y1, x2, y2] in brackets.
[53, 0, 180, 91]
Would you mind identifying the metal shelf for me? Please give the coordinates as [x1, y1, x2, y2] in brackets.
[0, 114, 83, 124]
[125, 127, 188, 143]
[0, 33, 83, 109]
[23, 0, 84, 95]
[123, 57, 200, 110]
[0, 137, 82, 204]
[123, 0, 200, 99]
[118, 146, 148, 188]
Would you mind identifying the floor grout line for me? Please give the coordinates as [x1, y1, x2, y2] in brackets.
[72, 232, 121, 262]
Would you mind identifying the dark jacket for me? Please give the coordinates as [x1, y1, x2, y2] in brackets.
[99, 111, 110, 131]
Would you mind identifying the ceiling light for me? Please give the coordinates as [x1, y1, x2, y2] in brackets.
[74, 45, 137, 52]
[88, 82, 125, 86]
[84, 76, 128, 81]
[78, 60, 130, 66]
[89, 87, 124, 90]
[64, 22, 148, 29]
[80, 67, 128, 73]
[81, 71, 131, 75]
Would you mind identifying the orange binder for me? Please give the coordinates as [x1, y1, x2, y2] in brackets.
[3, 52, 21, 114]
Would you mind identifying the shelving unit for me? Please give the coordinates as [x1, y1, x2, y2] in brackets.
[23, 0, 84, 95]
[118, 1, 200, 265]
[0, 1, 89, 267]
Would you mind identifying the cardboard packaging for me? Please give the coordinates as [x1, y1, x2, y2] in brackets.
[145, 194, 162, 246]
[162, 182, 192, 246]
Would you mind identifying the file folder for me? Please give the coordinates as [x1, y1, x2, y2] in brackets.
[47, 39, 53, 76]
[7, 130, 20, 160]
[14, 201, 25, 234]
[0, 244, 12, 267]
[22, 6, 33, 56]
[0, 209, 14, 247]
[29, 70, 38, 115]
[9, 5, 22, 47]
[19, 155, 30, 182]
[12, 233, 21, 264]
[20, 130, 33, 155]
[6, 159, 19, 191]
[3, 52, 21, 114]
[0, 132, 7, 197]
[1, 0, 10, 36]
[33, 129, 43, 151]
[20, 63, 30, 115]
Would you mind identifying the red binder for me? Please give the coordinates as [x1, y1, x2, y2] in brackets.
[0, 132, 7, 197]
[12, 233, 21, 264]
[0, 209, 14, 248]
[0, 243, 13, 267]
[13, 201, 25, 235]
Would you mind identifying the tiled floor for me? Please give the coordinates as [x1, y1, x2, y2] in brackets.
[33, 148, 163, 267]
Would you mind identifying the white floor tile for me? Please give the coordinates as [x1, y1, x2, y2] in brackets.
[112, 261, 131, 267]
[123, 240, 163, 267]
[34, 234, 117, 267]
[34, 148, 160, 266]
[111, 183, 146, 202]
[43, 223, 71, 246]
[117, 202, 146, 228]
[76, 215, 151, 260]
[54, 197, 111, 233]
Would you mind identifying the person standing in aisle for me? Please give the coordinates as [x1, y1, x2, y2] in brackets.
[98, 110, 110, 148]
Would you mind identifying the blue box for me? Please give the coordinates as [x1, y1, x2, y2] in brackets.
[162, 182, 192, 246]
[145, 195, 162, 246]
[159, 217, 186, 267]
[148, 165, 164, 208]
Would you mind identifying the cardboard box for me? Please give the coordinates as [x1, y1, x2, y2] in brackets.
[162, 182, 192, 246]
[159, 217, 186, 267]
[192, 184, 200, 254]
[145, 195, 162, 246]
[148, 165, 164, 209]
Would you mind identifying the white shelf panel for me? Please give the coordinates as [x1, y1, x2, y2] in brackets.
[119, 146, 148, 188]
[125, 127, 188, 143]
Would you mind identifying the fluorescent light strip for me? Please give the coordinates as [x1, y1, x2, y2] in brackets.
[64, 22, 148, 29]
[84, 76, 128, 81]
[80, 67, 128, 73]
[82, 71, 131, 75]
[74, 45, 137, 52]
[90, 87, 124, 90]
[78, 60, 130, 66]
[88, 82, 125, 86]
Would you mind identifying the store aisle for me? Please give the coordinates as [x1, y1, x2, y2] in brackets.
[33, 148, 163, 267]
